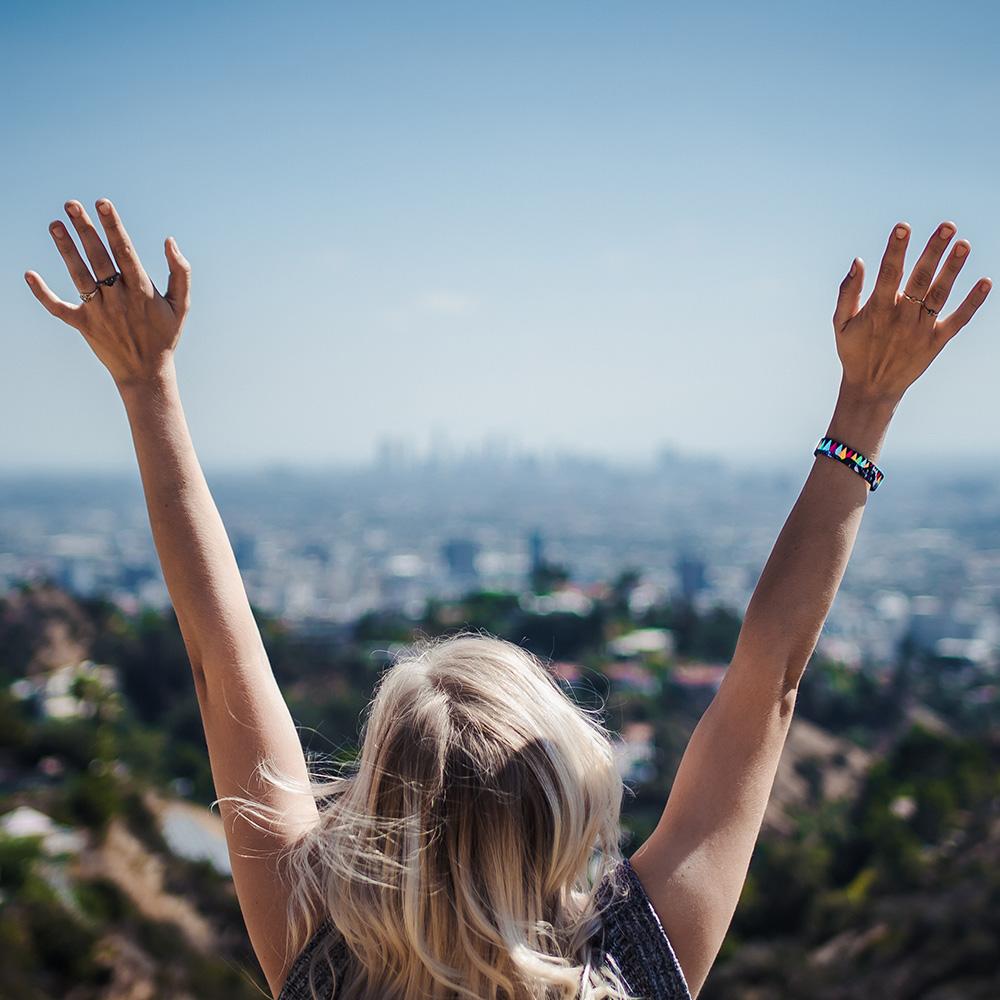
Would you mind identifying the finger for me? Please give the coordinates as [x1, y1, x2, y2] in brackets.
[833, 257, 864, 331]
[902, 222, 956, 299]
[64, 200, 117, 280]
[935, 278, 992, 343]
[24, 271, 83, 327]
[94, 198, 146, 283]
[871, 222, 911, 308]
[924, 240, 971, 315]
[48, 219, 96, 294]
[164, 237, 191, 313]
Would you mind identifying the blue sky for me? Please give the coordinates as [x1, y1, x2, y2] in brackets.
[3, 0, 999, 470]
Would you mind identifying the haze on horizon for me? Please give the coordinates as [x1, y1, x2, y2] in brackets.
[3, 1, 1000, 473]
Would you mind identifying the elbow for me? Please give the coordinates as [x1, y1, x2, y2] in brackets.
[781, 656, 808, 699]
[778, 679, 799, 720]
[172, 616, 212, 700]
[722, 645, 806, 722]
[187, 651, 211, 701]
[731, 632, 814, 698]
[780, 637, 819, 697]
[777, 645, 811, 719]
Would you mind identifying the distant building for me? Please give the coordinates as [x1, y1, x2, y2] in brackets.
[627, 582, 666, 617]
[907, 594, 981, 658]
[441, 539, 480, 583]
[0, 806, 85, 856]
[677, 554, 708, 602]
[375, 434, 416, 471]
[9, 660, 118, 720]
[157, 800, 232, 876]
[529, 530, 545, 577]
[671, 663, 728, 691]
[934, 637, 993, 665]
[608, 628, 674, 659]
[520, 589, 593, 616]
[816, 635, 863, 669]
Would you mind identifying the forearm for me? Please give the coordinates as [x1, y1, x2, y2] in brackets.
[730, 379, 897, 696]
[117, 362, 264, 684]
[117, 361, 321, 987]
[630, 222, 988, 1000]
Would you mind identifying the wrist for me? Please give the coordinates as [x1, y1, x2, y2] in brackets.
[826, 379, 898, 463]
[837, 376, 903, 410]
[116, 359, 179, 407]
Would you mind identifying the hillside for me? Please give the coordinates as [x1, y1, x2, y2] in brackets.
[1, 582, 998, 999]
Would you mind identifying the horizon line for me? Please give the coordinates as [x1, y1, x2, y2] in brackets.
[1, 446, 998, 478]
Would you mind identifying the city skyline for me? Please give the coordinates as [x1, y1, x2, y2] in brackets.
[3, 452, 999, 673]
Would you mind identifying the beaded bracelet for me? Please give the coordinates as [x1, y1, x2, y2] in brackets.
[814, 436, 884, 492]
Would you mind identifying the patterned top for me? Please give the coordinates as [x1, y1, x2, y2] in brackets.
[278, 857, 691, 1000]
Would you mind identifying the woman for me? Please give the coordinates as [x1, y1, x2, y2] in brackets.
[24, 201, 991, 999]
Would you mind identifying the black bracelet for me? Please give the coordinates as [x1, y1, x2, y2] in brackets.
[814, 436, 884, 491]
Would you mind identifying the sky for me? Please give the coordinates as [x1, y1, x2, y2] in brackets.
[3, 0, 1000, 471]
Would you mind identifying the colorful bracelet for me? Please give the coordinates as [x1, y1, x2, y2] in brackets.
[814, 436, 884, 492]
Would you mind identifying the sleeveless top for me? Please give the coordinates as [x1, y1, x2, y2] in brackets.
[277, 857, 692, 1000]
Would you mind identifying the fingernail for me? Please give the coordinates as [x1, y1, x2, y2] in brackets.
[97, 200, 112, 215]
[955, 242, 969, 258]
[895, 225, 909, 240]
[981, 279, 993, 293]
[849, 258, 858, 277]
[49, 222, 62, 236]
[66, 202, 80, 217]
[24, 273, 33, 284]
[939, 224, 955, 240]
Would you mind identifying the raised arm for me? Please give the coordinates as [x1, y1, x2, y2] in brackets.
[25, 199, 319, 997]
[630, 221, 992, 997]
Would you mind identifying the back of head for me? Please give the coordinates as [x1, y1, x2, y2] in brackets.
[282, 632, 637, 1000]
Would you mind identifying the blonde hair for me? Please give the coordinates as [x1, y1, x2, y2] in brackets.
[233, 631, 639, 999]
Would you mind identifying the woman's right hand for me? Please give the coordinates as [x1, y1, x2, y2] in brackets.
[25, 198, 190, 389]
[833, 220, 991, 404]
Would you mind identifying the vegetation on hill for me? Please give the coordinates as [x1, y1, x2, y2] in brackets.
[1, 580, 997, 998]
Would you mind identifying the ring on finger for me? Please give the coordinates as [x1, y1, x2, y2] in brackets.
[95, 272, 120, 287]
[923, 303, 939, 317]
[901, 291, 925, 305]
[80, 286, 100, 303]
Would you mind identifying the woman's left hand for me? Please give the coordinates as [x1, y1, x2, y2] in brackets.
[25, 198, 190, 389]
[832, 221, 991, 405]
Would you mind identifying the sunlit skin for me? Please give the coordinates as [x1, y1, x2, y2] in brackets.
[834, 221, 991, 401]
[25, 203, 992, 998]
[26, 200, 187, 385]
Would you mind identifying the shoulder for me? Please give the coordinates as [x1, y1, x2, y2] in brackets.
[593, 857, 693, 1000]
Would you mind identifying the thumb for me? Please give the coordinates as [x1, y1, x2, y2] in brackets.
[164, 237, 191, 313]
[833, 257, 864, 331]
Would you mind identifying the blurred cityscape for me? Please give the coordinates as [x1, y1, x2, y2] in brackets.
[3, 441, 1000, 672]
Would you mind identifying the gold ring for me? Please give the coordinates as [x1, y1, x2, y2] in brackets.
[80, 286, 99, 302]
